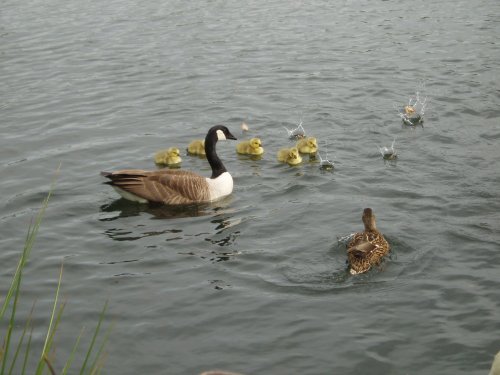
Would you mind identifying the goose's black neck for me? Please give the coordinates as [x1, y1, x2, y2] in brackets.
[205, 133, 227, 179]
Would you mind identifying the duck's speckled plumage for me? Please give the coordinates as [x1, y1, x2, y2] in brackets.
[347, 208, 390, 275]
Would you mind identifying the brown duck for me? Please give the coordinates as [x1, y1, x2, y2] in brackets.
[347, 208, 390, 275]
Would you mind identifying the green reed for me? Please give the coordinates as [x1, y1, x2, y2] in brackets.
[1, 173, 111, 374]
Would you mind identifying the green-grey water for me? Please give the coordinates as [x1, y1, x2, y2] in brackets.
[1, 0, 499, 374]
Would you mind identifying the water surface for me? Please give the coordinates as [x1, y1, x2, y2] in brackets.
[1, 0, 499, 374]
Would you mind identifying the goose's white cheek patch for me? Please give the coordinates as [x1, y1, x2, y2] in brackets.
[216, 129, 226, 140]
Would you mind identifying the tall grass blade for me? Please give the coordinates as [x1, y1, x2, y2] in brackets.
[89, 320, 113, 372]
[79, 300, 108, 375]
[1, 165, 59, 320]
[1, 240, 25, 375]
[35, 262, 64, 375]
[7, 302, 35, 375]
[42, 354, 56, 375]
[61, 327, 85, 375]
[21, 326, 33, 375]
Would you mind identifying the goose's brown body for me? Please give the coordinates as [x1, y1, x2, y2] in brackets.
[102, 169, 211, 205]
[347, 208, 390, 275]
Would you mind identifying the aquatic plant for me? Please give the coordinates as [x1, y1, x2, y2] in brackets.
[0, 176, 110, 375]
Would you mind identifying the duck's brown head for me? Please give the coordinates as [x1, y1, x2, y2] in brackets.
[362, 208, 377, 231]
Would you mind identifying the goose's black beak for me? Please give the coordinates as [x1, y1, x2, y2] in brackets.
[226, 131, 237, 140]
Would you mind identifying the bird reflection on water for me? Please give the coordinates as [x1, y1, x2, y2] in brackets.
[99, 197, 242, 262]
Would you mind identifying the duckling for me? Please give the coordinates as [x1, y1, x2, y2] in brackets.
[277, 147, 302, 166]
[187, 139, 206, 156]
[404, 105, 416, 115]
[296, 137, 318, 154]
[236, 138, 264, 156]
[154, 147, 182, 166]
[347, 208, 390, 275]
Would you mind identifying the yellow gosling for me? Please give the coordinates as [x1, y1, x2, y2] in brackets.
[154, 147, 182, 166]
[296, 137, 318, 154]
[236, 138, 264, 156]
[187, 139, 206, 156]
[347, 208, 390, 275]
[277, 147, 302, 166]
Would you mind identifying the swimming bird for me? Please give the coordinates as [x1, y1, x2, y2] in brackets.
[379, 138, 397, 160]
[404, 105, 416, 115]
[347, 208, 390, 275]
[277, 147, 302, 166]
[296, 137, 318, 154]
[187, 139, 206, 156]
[236, 138, 264, 156]
[102, 125, 237, 205]
[489, 351, 500, 375]
[154, 147, 182, 166]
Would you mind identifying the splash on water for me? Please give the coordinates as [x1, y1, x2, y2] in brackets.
[337, 233, 355, 245]
[316, 140, 334, 171]
[317, 152, 335, 171]
[378, 138, 397, 160]
[284, 120, 306, 140]
[398, 91, 427, 126]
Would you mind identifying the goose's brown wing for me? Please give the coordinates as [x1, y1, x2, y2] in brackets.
[102, 169, 211, 204]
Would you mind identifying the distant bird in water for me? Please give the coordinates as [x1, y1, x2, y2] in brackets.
[277, 147, 302, 166]
[154, 147, 182, 166]
[490, 351, 500, 375]
[296, 136, 318, 154]
[347, 208, 390, 275]
[187, 139, 206, 157]
[236, 137, 264, 156]
[102, 125, 237, 205]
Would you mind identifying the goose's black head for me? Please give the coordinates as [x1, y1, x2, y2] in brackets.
[206, 125, 237, 143]
[205, 125, 237, 178]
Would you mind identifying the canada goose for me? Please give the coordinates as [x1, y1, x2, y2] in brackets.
[347, 208, 390, 275]
[236, 138, 264, 155]
[102, 125, 237, 205]
[187, 139, 206, 156]
[154, 147, 182, 166]
[277, 147, 302, 166]
[296, 137, 318, 154]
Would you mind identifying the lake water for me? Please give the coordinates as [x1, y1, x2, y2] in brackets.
[1, 0, 499, 374]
